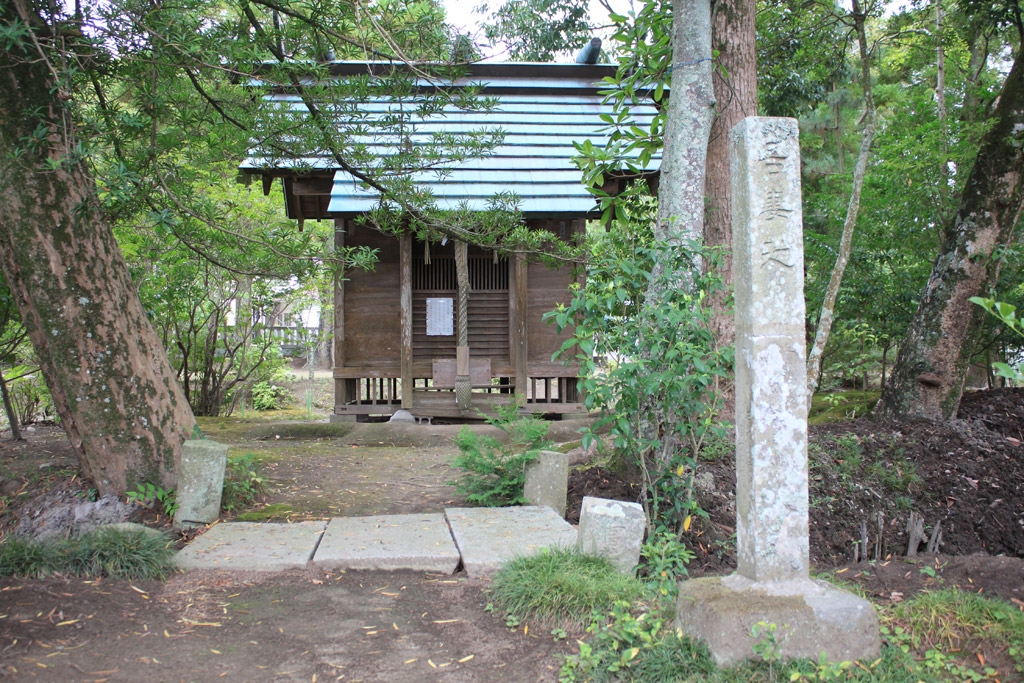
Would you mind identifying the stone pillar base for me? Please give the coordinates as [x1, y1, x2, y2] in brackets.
[675, 575, 880, 667]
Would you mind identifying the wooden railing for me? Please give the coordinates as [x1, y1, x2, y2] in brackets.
[267, 326, 318, 355]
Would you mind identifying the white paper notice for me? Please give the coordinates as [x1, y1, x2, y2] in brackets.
[426, 297, 454, 336]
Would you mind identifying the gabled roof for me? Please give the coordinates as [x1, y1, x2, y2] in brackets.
[241, 61, 661, 219]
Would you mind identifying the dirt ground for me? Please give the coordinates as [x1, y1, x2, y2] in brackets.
[0, 568, 569, 682]
[2, 389, 1024, 681]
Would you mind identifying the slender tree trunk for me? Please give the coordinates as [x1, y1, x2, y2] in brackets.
[0, 10, 196, 495]
[935, 0, 946, 126]
[874, 47, 1024, 421]
[805, 3, 876, 400]
[704, 0, 757, 421]
[0, 373, 24, 441]
[880, 343, 888, 389]
[638, 0, 714, 453]
[654, 0, 715, 262]
[962, 25, 990, 120]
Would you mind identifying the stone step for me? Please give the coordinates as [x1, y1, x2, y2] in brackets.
[444, 506, 578, 578]
[312, 513, 460, 573]
[175, 520, 328, 571]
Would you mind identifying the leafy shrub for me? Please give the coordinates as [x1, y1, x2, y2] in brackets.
[638, 530, 694, 598]
[222, 453, 266, 513]
[561, 600, 715, 682]
[449, 401, 551, 506]
[126, 482, 178, 517]
[0, 527, 174, 579]
[546, 239, 731, 537]
[250, 381, 292, 411]
[971, 297, 1024, 382]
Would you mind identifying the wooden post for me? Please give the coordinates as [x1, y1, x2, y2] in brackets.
[510, 252, 529, 405]
[400, 232, 414, 409]
[333, 218, 348, 409]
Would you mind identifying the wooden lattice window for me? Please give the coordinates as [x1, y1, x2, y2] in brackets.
[412, 249, 509, 359]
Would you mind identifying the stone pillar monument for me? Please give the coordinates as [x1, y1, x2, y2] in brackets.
[674, 117, 879, 666]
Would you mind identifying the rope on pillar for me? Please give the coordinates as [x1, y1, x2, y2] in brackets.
[455, 240, 471, 413]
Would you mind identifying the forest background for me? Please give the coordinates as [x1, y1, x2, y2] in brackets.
[0, 0, 1022, 499]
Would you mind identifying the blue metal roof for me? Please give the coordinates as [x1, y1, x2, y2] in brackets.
[241, 62, 662, 218]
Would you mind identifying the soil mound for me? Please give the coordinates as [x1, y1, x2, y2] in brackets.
[566, 387, 1024, 575]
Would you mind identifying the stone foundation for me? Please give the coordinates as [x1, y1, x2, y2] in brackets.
[675, 575, 880, 666]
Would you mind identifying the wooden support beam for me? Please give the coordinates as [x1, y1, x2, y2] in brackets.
[400, 232, 414, 409]
[511, 252, 529, 404]
[333, 219, 348, 407]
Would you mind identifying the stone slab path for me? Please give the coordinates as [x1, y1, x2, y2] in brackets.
[174, 506, 576, 575]
[313, 513, 460, 573]
[175, 520, 329, 571]
[445, 506, 578, 577]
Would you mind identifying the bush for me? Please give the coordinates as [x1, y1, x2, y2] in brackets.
[251, 381, 292, 411]
[561, 600, 716, 683]
[126, 482, 178, 517]
[449, 401, 551, 506]
[0, 527, 174, 579]
[222, 453, 267, 513]
[547, 239, 731, 537]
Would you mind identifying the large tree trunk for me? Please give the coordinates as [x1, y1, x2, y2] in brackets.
[704, 0, 757, 420]
[874, 46, 1024, 421]
[0, 10, 197, 496]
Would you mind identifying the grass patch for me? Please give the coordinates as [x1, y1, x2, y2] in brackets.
[489, 548, 647, 631]
[560, 589, 1024, 682]
[698, 429, 734, 462]
[867, 444, 922, 494]
[510, 549, 1023, 682]
[885, 589, 1024, 678]
[234, 502, 296, 521]
[0, 527, 174, 579]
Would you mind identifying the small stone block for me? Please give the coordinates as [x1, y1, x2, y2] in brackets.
[175, 521, 327, 571]
[312, 513, 460, 573]
[389, 409, 416, 424]
[524, 450, 569, 516]
[174, 439, 228, 528]
[576, 496, 646, 573]
[674, 575, 881, 666]
[444, 506, 577, 578]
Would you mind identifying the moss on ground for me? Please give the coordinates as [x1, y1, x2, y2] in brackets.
[234, 503, 298, 521]
[808, 390, 879, 424]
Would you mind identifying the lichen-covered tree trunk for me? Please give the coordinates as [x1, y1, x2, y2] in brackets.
[637, 0, 714, 455]
[704, 0, 757, 420]
[874, 46, 1024, 421]
[0, 18, 196, 496]
[654, 0, 715, 261]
